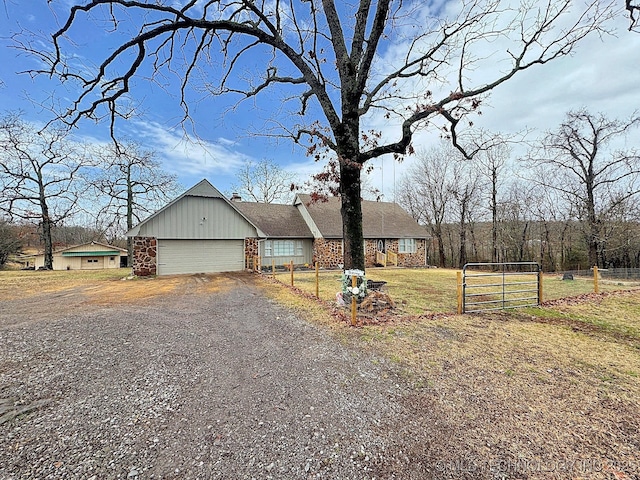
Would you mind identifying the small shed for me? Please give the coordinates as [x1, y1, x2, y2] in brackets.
[33, 242, 128, 270]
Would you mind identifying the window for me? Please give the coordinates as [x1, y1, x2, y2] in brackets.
[264, 240, 304, 257]
[399, 238, 416, 254]
[86, 259, 99, 263]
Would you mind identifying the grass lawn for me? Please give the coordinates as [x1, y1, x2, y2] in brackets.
[262, 268, 640, 476]
[0, 268, 132, 300]
[273, 267, 640, 314]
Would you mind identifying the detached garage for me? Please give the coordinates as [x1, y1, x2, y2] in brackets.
[32, 242, 127, 270]
[127, 180, 263, 276]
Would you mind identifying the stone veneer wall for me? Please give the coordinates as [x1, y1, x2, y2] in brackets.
[133, 236, 157, 276]
[313, 238, 343, 269]
[397, 238, 427, 267]
[244, 238, 260, 269]
[366, 238, 426, 268]
[314, 237, 427, 269]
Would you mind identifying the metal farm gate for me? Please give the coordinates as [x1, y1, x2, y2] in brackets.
[461, 262, 542, 313]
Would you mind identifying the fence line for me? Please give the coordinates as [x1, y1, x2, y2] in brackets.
[562, 268, 640, 280]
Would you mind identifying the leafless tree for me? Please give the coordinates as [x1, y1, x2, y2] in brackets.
[523, 109, 640, 268]
[627, 0, 640, 30]
[449, 162, 483, 268]
[471, 135, 512, 263]
[0, 218, 22, 268]
[231, 158, 296, 204]
[0, 113, 90, 269]
[93, 141, 181, 266]
[19, 0, 615, 270]
[398, 142, 462, 267]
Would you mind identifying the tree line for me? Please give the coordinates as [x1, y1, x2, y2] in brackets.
[398, 110, 640, 271]
[0, 113, 181, 269]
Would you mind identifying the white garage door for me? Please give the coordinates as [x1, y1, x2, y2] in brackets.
[157, 239, 244, 275]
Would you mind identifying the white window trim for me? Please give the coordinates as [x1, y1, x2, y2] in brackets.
[264, 239, 303, 257]
[399, 238, 417, 254]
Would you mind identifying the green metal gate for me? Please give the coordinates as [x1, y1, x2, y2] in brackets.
[462, 262, 542, 313]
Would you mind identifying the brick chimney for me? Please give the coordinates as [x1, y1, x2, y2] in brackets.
[230, 192, 242, 202]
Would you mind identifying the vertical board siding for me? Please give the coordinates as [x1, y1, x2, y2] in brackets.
[139, 196, 257, 239]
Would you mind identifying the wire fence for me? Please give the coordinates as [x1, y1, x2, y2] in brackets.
[561, 268, 640, 280]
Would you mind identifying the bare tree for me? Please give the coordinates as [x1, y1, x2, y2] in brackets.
[0, 113, 89, 269]
[398, 143, 462, 267]
[20, 0, 615, 270]
[0, 218, 22, 268]
[449, 162, 483, 268]
[94, 141, 181, 266]
[231, 159, 296, 204]
[627, 0, 640, 30]
[472, 136, 511, 263]
[523, 109, 640, 268]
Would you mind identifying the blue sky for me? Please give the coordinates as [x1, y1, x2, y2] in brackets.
[1, 1, 639, 202]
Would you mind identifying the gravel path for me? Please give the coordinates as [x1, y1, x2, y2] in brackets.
[0, 274, 424, 479]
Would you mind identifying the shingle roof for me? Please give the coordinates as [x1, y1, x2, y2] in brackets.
[233, 202, 314, 238]
[296, 194, 428, 239]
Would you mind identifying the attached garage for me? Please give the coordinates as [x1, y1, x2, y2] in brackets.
[157, 239, 244, 275]
[127, 180, 264, 276]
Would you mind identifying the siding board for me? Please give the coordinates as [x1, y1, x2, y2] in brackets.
[139, 196, 257, 239]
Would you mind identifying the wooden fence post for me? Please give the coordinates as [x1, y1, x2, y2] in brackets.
[272, 260, 275, 279]
[593, 265, 599, 293]
[290, 260, 294, 286]
[351, 275, 357, 326]
[315, 262, 319, 298]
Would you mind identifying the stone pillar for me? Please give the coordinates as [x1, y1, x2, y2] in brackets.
[244, 238, 260, 269]
[132, 236, 157, 276]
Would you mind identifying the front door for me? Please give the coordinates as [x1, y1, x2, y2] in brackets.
[377, 239, 386, 253]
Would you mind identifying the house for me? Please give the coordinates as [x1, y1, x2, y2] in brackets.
[127, 179, 428, 276]
[32, 242, 128, 270]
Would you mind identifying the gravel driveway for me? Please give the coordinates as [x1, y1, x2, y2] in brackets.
[0, 274, 425, 479]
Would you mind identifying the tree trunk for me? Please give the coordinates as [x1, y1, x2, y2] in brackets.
[41, 215, 54, 270]
[37, 173, 54, 270]
[491, 168, 498, 263]
[432, 224, 446, 268]
[126, 164, 134, 268]
[458, 200, 468, 269]
[340, 160, 365, 271]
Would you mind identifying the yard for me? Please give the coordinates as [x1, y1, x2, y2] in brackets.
[272, 266, 640, 314]
[2, 268, 639, 478]
[263, 267, 640, 478]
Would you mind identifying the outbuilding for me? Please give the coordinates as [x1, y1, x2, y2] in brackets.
[33, 242, 127, 270]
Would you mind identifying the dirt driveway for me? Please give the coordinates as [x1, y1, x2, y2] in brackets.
[0, 274, 430, 479]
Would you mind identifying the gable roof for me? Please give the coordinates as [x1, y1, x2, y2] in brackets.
[126, 179, 264, 237]
[232, 202, 313, 238]
[295, 194, 428, 239]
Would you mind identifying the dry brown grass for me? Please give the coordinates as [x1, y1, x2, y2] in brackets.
[0, 269, 132, 300]
[0, 269, 232, 305]
[260, 273, 640, 479]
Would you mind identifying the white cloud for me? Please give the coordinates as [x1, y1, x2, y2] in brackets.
[129, 120, 250, 178]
